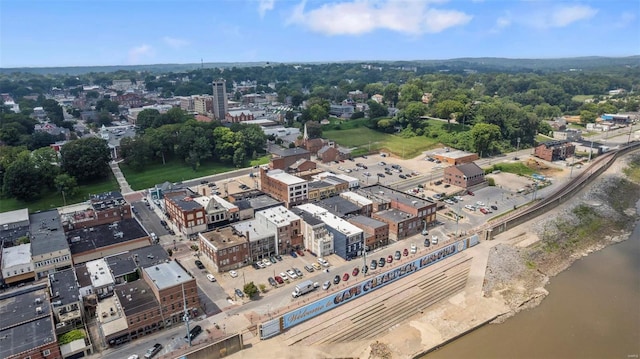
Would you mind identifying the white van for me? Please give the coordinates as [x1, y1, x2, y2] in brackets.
[431, 235, 439, 245]
[410, 243, 417, 254]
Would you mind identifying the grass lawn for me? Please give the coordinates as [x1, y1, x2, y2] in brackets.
[535, 134, 554, 143]
[121, 155, 270, 191]
[487, 162, 536, 176]
[0, 174, 119, 214]
[572, 95, 595, 102]
[323, 127, 439, 159]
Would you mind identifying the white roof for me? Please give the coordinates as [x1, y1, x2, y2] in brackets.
[86, 258, 115, 288]
[144, 261, 191, 290]
[0, 208, 29, 226]
[258, 206, 300, 226]
[340, 191, 373, 206]
[330, 173, 359, 184]
[1, 243, 32, 268]
[267, 170, 307, 185]
[295, 203, 363, 236]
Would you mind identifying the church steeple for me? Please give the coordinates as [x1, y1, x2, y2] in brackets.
[303, 123, 309, 141]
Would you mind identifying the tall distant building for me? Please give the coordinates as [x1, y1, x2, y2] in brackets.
[212, 80, 228, 121]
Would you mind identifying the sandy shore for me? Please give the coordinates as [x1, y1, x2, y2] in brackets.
[228, 152, 640, 359]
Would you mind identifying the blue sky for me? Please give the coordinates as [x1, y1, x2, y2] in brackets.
[1, 0, 638, 68]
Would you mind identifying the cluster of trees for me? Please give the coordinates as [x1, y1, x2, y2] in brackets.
[120, 114, 267, 170]
[0, 104, 70, 149]
[1, 137, 110, 201]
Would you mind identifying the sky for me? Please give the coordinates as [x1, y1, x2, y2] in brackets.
[1, 0, 638, 68]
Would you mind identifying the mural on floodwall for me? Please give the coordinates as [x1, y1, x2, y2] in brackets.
[259, 239, 468, 339]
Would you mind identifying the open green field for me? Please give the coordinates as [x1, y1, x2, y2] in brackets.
[572, 95, 595, 102]
[535, 134, 554, 143]
[121, 155, 270, 190]
[322, 119, 453, 159]
[0, 175, 119, 214]
[486, 162, 536, 176]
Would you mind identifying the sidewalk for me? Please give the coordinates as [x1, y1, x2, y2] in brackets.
[109, 161, 134, 194]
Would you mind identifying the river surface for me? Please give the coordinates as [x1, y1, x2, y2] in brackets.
[425, 205, 640, 359]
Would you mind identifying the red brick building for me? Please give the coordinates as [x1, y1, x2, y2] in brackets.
[348, 215, 389, 250]
[534, 140, 575, 161]
[443, 162, 486, 189]
[198, 227, 250, 272]
[225, 109, 254, 123]
[269, 147, 311, 171]
[164, 191, 207, 237]
[60, 191, 132, 232]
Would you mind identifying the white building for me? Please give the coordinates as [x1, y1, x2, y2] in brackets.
[85, 258, 115, 297]
[291, 208, 334, 257]
[264, 169, 309, 206]
[1, 243, 34, 284]
[312, 171, 360, 190]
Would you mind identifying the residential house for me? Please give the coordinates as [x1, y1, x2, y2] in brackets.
[443, 162, 486, 189]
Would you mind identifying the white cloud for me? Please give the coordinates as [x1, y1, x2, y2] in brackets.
[127, 44, 154, 64]
[287, 0, 472, 36]
[258, 0, 275, 18]
[490, 13, 511, 33]
[163, 36, 189, 49]
[525, 5, 598, 29]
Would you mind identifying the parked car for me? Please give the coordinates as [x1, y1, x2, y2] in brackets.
[234, 288, 244, 298]
[294, 268, 304, 277]
[378, 258, 386, 267]
[342, 273, 350, 281]
[333, 275, 341, 284]
[290, 251, 298, 258]
[184, 325, 202, 342]
[399, 174, 407, 179]
[424, 238, 431, 247]
[275, 254, 283, 261]
[362, 265, 368, 274]
[206, 274, 216, 282]
[387, 255, 393, 263]
[410, 243, 417, 254]
[304, 265, 315, 273]
[312, 263, 321, 270]
[352, 267, 359, 276]
[403, 248, 409, 256]
[274, 276, 284, 284]
[269, 256, 277, 263]
[296, 249, 305, 256]
[128, 355, 139, 359]
[200, 180, 209, 184]
[322, 281, 331, 290]
[144, 343, 162, 359]
[251, 262, 260, 270]
[479, 207, 488, 214]
[229, 270, 238, 278]
[377, 173, 385, 178]
[370, 260, 377, 270]
[268, 277, 277, 286]
[286, 269, 297, 279]
[261, 258, 272, 266]
[491, 205, 498, 211]
[194, 260, 205, 270]
[279, 272, 289, 280]
[256, 261, 266, 269]
[467, 190, 475, 196]
[431, 235, 439, 245]
[394, 251, 401, 260]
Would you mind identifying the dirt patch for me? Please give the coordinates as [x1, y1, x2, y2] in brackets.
[487, 172, 534, 192]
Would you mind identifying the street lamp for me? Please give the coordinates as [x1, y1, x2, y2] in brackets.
[182, 284, 191, 347]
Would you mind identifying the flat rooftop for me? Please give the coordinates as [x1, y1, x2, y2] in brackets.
[1, 243, 31, 268]
[86, 258, 115, 288]
[114, 280, 158, 316]
[200, 227, 248, 250]
[266, 170, 307, 185]
[374, 208, 414, 223]
[360, 185, 433, 208]
[258, 206, 300, 225]
[0, 208, 28, 226]
[97, 295, 128, 338]
[291, 208, 324, 226]
[49, 268, 79, 306]
[165, 193, 204, 211]
[29, 210, 68, 256]
[106, 244, 170, 275]
[348, 215, 387, 229]
[270, 147, 309, 158]
[430, 149, 477, 159]
[0, 285, 50, 330]
[295, 203, 363, 236]
[68, 218, 148, 255]
[247, 195, 282, 211]
[144, 261, 192, 290]
[317, 196, 361, 217]
[0, 316, 55, 359]
[233, 219, 273, 242]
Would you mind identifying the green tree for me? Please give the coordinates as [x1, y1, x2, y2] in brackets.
[580, 110, 597, 124]
[3, 159, 42, 201]
[305, 121, 322, 139]
[367, 100, 388, 119]
[383, 83, 399, 106]
[61, 137, 111, 182]
[399, 84, 422, 103]
[120, 137, 152, 171]
[243, 282, 259, 298]
[308, 104, 328, 122]
[54, 173, 78, 201]
[136, 109, 161, 131]
[400, 102, 427, 128]
[470, 123, 502, 157]
[31, 147, 60, 188]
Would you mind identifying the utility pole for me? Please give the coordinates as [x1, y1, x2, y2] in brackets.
[627, 123, 634, 145]
[363, 244, 368, 276]
[569, 155, 576, 179]
[182, 283, 191, 347]
[588, 139, 594, 162]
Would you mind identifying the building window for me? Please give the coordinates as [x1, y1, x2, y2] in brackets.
[42, 349, 51, 356]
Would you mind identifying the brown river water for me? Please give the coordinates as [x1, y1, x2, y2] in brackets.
[424, 206, 640, 359]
